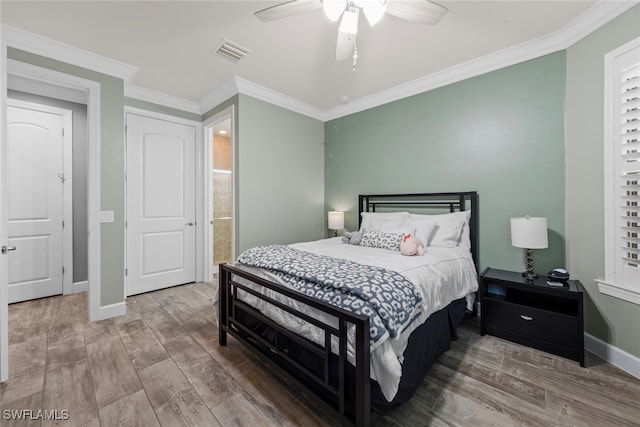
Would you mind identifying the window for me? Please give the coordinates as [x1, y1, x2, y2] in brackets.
[600, 36, 640, 305]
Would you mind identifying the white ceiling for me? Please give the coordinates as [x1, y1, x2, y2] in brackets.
[0, 1, 626, 113]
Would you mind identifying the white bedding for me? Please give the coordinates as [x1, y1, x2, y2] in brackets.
[233, 237, 479, 401]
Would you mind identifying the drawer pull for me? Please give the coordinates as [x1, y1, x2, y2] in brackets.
[520, 315, 533, 321]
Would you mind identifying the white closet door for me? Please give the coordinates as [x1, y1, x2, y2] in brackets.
[126, 113, 196, 296]
[7, 104, 64, 303]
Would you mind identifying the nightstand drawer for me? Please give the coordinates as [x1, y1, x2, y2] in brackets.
[483, 299, 580, 347]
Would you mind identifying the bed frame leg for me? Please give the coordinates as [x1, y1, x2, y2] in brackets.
[219, 264, 228, 347]
[355, 319, 371, 427]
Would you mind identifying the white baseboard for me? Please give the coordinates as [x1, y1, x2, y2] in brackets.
[72, 280, 88, 293]
[98, 301, 126, 320]
[585, 333, 640, 379]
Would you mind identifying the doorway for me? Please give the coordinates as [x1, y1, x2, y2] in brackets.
[206, 108, 235, 281]
[6, 99, 74, 303]
[2, 59, 103, 383]
[125, 112, 198, 296]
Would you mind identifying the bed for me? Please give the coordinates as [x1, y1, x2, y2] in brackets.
[218, 192, 479, 426]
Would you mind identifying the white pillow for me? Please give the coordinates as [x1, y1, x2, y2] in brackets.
[459, 220, 472, 251]
[360, 211, 409, 232]
[368, 217, 406, 231]
[399, 217, 437, 249]
[408, 211, 471, 248]
[431, 220, 464, 247]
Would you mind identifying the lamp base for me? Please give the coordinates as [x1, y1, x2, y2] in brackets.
[522, 248, 537, 282]
[333, 230, 338, 237]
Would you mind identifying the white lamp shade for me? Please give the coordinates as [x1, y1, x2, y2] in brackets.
[328, 211, 344, 230]
[510, 216, 548, 249]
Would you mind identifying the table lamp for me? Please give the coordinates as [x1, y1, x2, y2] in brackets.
[510, 215, 548, 281]
[328, 211, 344, 237]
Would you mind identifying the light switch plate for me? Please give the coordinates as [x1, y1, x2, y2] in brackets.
[100, 210, 114, 223]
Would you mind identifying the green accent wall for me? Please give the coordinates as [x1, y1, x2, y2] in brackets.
[325, 52, 567, 275]
[566, 5, 640, 358]
[8, 47, 126, 307]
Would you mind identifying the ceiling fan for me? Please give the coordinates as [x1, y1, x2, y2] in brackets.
[255, 0, 448, 69]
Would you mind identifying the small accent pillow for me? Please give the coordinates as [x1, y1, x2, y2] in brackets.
[360, 230, 404, 252]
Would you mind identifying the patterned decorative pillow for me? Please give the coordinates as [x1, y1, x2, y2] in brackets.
[360, 230, 404, 252]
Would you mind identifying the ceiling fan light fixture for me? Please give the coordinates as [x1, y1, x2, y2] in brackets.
[363, 0, 386, 26]
[339, 7, 359, 34]
[323, 0, 347, 22]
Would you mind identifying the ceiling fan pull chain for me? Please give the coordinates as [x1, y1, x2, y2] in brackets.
[352, 44, 359, 71]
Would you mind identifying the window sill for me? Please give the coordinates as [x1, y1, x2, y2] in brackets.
[596, 279, 640, 306]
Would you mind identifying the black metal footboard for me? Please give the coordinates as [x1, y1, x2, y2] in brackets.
[218, 263, 371, 426]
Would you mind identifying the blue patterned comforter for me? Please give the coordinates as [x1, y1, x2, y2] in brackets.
[236, 245, 423, 345]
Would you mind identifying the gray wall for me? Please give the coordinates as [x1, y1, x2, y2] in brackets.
[7, 89, 88, 283]
[8, 48, 126, 307]
[325, 52, 567, 275]
[236, 95, 325, 252]
[566, 5, 640, 357]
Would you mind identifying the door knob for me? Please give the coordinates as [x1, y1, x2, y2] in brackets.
[1, 245, 17, 255]
[186, 222, 194, 226]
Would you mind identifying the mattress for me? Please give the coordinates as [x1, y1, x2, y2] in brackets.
[233, 236, 479, 401]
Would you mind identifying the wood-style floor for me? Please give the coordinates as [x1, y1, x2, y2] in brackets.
[1, 281, 639, 426]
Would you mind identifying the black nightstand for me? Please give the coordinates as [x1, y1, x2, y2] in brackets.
[480, 267, 585, 367]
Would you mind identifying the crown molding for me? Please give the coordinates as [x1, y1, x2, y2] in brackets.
[6, 58, 93, 102]
[198, 76, 327, 120]
[323, 31, 563, 120]
[234, 76, 327, 121]
[8, 74, 87, 105]
[2, 25, 139, 83]
[559, 0, 639, 48]
[125, 85, 201, 114]
[198, 78, 239, 114]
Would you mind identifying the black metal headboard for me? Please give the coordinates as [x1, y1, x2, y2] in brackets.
[358, 191, 479, 272]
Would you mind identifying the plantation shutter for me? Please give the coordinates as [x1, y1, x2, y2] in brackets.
[617, 52, 640, 287]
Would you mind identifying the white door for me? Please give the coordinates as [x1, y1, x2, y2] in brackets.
[126, 113, 196, 296]
[6, 102, 66, 303]
[1, 40, 8, 382]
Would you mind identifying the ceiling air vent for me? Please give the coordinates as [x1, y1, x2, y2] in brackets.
[213, 38, 251, 63]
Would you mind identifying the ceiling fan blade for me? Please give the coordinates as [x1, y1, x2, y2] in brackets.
[385, 0, 448, 25]
[255, 0, 323, 22]
[336, 31, 356, 61]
